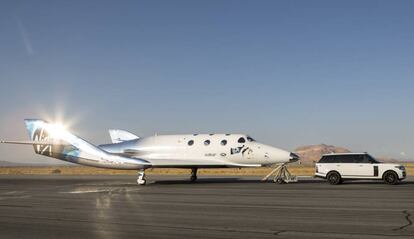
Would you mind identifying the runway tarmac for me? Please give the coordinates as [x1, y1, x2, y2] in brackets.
[0, 175, 413, 239]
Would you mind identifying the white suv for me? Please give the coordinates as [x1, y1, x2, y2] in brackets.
[315, 153, 406, 185]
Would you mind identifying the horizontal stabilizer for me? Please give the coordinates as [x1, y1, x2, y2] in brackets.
[109, 129, 139, 143]
[1, 140, 69, 146]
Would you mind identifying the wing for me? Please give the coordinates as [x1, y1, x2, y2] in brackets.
[141, 157, 262, 168]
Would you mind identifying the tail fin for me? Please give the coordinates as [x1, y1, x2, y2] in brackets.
[23, 119, 102, 157]
[108, 129, 139, 143]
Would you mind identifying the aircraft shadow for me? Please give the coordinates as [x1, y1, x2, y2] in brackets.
[150, 178, 414, 185]
[150, 178, 328, 185]
[151, 178, 263, 185]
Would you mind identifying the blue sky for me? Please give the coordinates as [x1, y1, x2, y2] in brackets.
[1, 0, 414, 163]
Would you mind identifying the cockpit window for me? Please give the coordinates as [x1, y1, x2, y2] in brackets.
[246, 136, 255, 142]
[238, 137, 246, 143]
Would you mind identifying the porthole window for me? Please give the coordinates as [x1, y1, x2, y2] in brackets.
[209, 133, 214, 136]
[188, 140, 194, 146]
[225, 134, 231, 136]
[238, 137, 246, 143]
[221, 140, 227, 146]
[204, 140, 210, 146]
[193, 134, 198, 136]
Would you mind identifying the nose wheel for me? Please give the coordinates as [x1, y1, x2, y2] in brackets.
[261, 163, 297, 184]
[190, 168, 198, 182]
[137, 169, 146, 185]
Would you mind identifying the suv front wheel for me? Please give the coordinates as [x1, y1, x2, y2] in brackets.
[383, 171, 398, 185]
[327, 171, 342, 185]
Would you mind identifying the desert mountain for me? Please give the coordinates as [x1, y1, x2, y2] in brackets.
[294, 144, 351, 165]
[293, 144, 403, 165]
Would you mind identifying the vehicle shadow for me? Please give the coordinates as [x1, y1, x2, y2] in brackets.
[340, 180, 414, 185]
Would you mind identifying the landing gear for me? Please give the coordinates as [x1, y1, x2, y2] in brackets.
[261, 163, 297, 184]
[190, 168, 198, 182]
[137, 169, 146, 185]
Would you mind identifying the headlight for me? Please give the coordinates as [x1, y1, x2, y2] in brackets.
[395, 166, 405, 170]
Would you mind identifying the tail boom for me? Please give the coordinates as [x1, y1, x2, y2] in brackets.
[1, 119, 151, 170]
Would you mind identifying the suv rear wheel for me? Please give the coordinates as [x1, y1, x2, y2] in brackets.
[383, 171, 398, 185]
[327, 171, 342, 185]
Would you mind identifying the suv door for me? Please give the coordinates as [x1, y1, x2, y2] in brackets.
[353, 154, 376, 177]
[336, 155, 359, 176]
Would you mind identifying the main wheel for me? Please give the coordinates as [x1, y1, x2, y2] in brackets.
[137, 179, 146, 185]
[383, 171, 398, 185]
[327, 171, 342, 185]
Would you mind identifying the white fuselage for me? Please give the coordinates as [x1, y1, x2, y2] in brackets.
[2, 119, 299, 172]
[99, 134, 295, 168]
[1, 119, 301, 184]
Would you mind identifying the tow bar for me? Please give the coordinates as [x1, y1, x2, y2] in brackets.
[261, 163, 298, 184]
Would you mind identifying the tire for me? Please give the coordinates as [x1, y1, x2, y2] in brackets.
[383, 171, 398, 185]
[327, 171, 342, 185]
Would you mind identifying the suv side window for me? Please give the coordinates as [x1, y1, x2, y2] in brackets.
[319, 154, 377, 164]
[320, 156, 343, 163]
[359, 155, 370, 163]
[330, 156, 342, 163]
[319, 156, 330, 163]
[351, 155, 364, 163]
[339, 155, 355, 163]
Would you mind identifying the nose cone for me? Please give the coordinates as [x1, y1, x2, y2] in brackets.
[289, 152, 300, 162]
[252, 143, 299, 165]
[265, 145, 293, 163]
